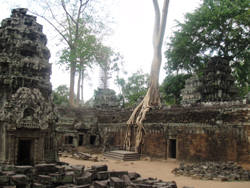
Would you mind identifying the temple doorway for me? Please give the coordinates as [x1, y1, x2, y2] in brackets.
[17, 139, 33, 165]
[169, 139, 177, 158]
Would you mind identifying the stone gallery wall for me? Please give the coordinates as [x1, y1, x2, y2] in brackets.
[57, 102, 250, 163]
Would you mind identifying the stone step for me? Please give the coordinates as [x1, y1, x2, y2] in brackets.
[103, 150, 141, 161]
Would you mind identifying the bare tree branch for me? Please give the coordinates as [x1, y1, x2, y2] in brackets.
[61, 0, 77, 24]
[28, 10, 70, 46]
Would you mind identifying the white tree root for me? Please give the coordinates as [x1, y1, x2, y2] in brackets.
[124, 94, 151, 152]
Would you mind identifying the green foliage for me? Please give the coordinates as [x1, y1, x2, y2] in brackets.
[160, 74, 191, 105]
[164, 0, 250, 96]
[115, 69, 149, 108]
[53, 84, 70, 106]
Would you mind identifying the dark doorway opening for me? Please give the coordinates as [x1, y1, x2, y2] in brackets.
[169, 139, 177, 158]
[79, 135, 84, 146]
[90, 136, 96, 145]
[65, 136, 73, 144]
[18, 140, 33, 165]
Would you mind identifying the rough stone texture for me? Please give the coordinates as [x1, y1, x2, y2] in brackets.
[181, 74, 202, 104]
[94, 88, 119, 110]
[172, 161, 250, 181]
[0, 163, 177, 188]
[0, 8, 58, 165]
[199, 57, 240, 102]
[181, 57, 241, 105]
[56, 102, 250, 163]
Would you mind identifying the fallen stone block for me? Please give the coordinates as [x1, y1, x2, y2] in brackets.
[10, 174, 29, 186]
[73, 171, 92, 185]
[1, 165, 15, 172]
[73, 165, 85, 177]
[49, 173, 63, 183]
[128, 172, 141, 180]
[96, 171, 110, 180]
[56, 166, 66, 174]
[0, 175, 9, 186]
[110, 171, 128, 178]
[91, 165, 108, 172]
[38, 175, 52, 185]
[110, 177, 125, 188]
[15, 166, 35, 174]
[93, 180, 110, 188]
[33, 183, 49, 188]
[62, 171, 74, 184]
[132, 177, 147, 184]
[191, 174, 203, 180]
[35, 164, 57, 174]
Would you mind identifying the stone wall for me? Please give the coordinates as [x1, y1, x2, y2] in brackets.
[56, 102, 250, 163]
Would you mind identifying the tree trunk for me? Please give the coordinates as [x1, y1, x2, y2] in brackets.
[81, 70, 85, 107]
[75, 69, 81, 107]
[124, 0, 170, 152]
[69, 63, 76, 107]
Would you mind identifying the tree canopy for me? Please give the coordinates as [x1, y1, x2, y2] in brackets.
[160, 74, 191, 105]
[164, 0, 250, 94]
[115, 69, 149, 108]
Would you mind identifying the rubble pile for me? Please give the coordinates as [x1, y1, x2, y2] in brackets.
[0, 163, 178, 188]
[172, 161, 250, 181]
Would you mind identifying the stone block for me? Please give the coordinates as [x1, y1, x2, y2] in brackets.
[132, 177, 147, 184]
[56, 166, 65, 174]
[1, 165, 15, 171]
[96, 171, 110, 180]
[93, 180, 110, 188]
[91, 165, 107, 172]
[49, 173, 63, 183]
[110, 177, 125, 188]
[73, 172, 92, 185]
[35, 164, 57, 173]
[10, 174, 29, 186]
[0, 171, 16, 176]
[73, 165, 85, 177]
[128, 172, 141, 180]
[0, 175, 9, 185]
[109, 171, 128, 178]
[33, 183, 49, 188]
[15, 166, 35, 174]
[38, 175, 52, 185]
[62, 171, 73, 184]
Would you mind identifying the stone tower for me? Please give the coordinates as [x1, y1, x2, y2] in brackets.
[0, 8, 58, 165]
[199, 57, 240, 102]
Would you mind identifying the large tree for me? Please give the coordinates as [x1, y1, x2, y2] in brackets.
[164, 0, 250, 95]
[124, 0, 170, 152]
[23, 0, 114, 106]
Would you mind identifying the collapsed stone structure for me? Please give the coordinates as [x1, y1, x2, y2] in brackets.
[0, 163, 178, 188]
[94, 88, 119, 110]
[181, 57, 240, 104]
[173, 161, 250, 181]
[0, 8, 58, 165]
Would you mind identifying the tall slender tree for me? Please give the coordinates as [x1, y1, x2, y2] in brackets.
[124, 0, 170, 152]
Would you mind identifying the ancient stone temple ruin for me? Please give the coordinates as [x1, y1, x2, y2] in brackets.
[199, 57, 240, 102]
[181, 74, 201, 104]
[181, 57, 240, 104]
[0, 8, 58, 165]
[94, 88, 119, 110]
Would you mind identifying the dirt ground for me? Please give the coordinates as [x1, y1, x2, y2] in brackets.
[60, 156, 250, 188]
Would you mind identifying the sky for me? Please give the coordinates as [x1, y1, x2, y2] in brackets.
[0, 0, 201, 101]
